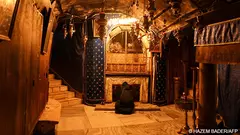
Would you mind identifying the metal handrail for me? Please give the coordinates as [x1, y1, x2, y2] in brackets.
[49, 68, 82, 98]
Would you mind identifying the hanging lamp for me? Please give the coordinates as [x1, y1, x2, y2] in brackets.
[69, 15, 76, 38]
[96, 1, 107, 41]
[62, 22, 68, 39]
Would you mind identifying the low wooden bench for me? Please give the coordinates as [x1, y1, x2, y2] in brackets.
[33, 98, 61, 135]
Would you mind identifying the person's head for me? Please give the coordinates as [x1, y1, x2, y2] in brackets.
[122, 82, 129, 89]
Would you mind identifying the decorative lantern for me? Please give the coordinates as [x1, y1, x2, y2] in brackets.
[68, 15, 76, 38]
[62, 24, 68, 39]
[68, 23, 75, 38]
[96, 12, 107, 41]
[173, 29, 184, 46]
[148, 0, 156, 20]
[169, 0, 182, 17]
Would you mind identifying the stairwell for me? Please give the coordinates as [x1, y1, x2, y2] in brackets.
[48, 74, 82, 107]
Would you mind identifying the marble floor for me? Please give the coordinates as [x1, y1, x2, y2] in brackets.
[56, 104, 194, 135]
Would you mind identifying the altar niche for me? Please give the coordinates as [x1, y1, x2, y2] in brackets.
[112, 84, 140, 102]
[105, 24, 150, 103]
[105, 24, 151, 75]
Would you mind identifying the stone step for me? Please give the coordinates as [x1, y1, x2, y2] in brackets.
[58, 98, 82, 107]
[48, 74, 55, 80]
[49, 79, 62, 87]
[49, 85, 68, 93]
[49, 91, 75, 100]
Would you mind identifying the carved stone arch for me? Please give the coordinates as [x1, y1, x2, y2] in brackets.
[106, 24, 149, 53]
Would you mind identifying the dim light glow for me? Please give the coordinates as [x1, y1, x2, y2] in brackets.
[107, 18, 138, 26]
[4, 0, 14, 6]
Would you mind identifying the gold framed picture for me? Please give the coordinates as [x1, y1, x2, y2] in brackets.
[0, 0, 20, 41]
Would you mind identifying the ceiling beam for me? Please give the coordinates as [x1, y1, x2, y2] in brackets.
[186, 1, 240, 26]
[152, 6, 171, 21]
[160, 9, 199, 32]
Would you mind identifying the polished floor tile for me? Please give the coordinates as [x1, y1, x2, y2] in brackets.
[56, 116, 91, 131]
[55, 104, 194, 135]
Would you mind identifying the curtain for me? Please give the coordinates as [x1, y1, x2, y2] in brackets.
[194, 18, 240, 46]
[218, 64, 240, 128]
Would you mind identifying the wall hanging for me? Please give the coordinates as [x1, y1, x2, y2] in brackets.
[0, 0, 20, 41]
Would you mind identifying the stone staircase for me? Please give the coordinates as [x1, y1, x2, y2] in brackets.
[48, 74, 82, 107]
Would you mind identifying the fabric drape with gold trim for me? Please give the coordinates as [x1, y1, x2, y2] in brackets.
[194, 17, 240, 46]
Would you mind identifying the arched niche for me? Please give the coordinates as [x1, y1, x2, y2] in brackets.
[105, 24, 151, 74]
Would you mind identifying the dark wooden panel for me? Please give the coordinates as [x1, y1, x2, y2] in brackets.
[165, 35, 196, 104]
[26, 6, 43, 134]
[196, 44, 240, 64]
[166, 40, 183, 104]
[0, 0, 52, 135]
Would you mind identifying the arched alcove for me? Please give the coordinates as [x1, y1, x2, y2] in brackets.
[104, 24, 151, 103]
[105, 24, 151, 74]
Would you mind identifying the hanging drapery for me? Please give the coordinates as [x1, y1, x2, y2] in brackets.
[194, 17, 240, 64]
[218, 64, 240, 128]
[194, 17, 240, 128]
[194, 17, 240, 46]
[51, 23, 84, 92]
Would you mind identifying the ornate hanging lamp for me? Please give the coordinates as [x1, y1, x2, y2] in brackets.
[68, 15, 76, 38]
[173, 28, 184, 46]
[62, 23, 68, 39]
[96, 12, 107, 40]
[96, 0, 107, 41]
[169, 0, 182, 17]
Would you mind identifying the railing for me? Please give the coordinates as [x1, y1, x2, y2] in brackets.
[49, 68, 82, 98]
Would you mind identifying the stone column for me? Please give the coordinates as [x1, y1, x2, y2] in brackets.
[197, 63, 217, 128]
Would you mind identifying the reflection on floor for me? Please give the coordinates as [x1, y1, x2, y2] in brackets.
[56, 104, 193, 135]
[95, 102, 161, 111]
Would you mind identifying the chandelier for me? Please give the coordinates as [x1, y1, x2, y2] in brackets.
[173, 28, 184, 46]
[96, 12, 107, 41]
[168, 0, 182, 17]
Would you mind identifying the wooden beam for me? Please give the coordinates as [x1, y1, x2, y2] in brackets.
[196, 43, 240, 64]
[159, 9, 199, 32]
[152, 6, 171, 21]
[186, 1, 240, 26]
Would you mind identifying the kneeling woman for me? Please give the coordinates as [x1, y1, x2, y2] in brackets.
[115, 82, 135, 114]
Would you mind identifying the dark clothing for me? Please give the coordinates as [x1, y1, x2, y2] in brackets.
[115, 83, 135, 114]
[115, 100, 134, 114]
[120, 88, 134, 104]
